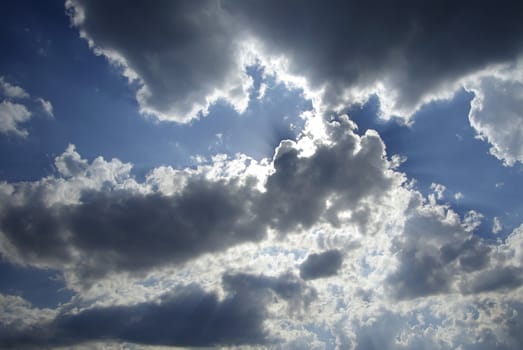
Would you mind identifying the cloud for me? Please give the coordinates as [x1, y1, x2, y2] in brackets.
[63, 0, 523, 173]
[260, 117, 400, 233]
[386, 199, 491, 299]
[0, 173, 264, 285]
[37, 98, 53, 117]
[222, 272, 317, 314]
[0, 77, 29, 99]
[299, 249, 343, 280]
[0, 118, 400, 287]
[0, 284, 267, 348]
[430, 182, 446, 200]
[227, 1, 523, 117]
[467, 71, 523, 165]
[0, 271, 317, 349]
[0, 101, 32, 137]
[493, 216, 503, 234]
[0, 76, 54, 137]
[2, 108, 523, 348]
[66, 0, 252, 123]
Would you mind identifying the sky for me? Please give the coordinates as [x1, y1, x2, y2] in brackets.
[1, 1, 523, 349]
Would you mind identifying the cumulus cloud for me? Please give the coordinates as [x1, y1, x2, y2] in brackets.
[225, 0, 523, 118]
[467, 71, 523, 165]
[386, 198, 491, 299]
[63, 1, 523, 170]
[66, 0, 253, 123]
[0, 160, 264, 285]
[0, 118, 400, 287]
[0, 271, 318, 349]
[2, 121, 523, 348]
[65, 1, 523, 123]
[2, 113, 523, 348]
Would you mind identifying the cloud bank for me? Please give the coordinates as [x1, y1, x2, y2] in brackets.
[2, 117, 523, 348]
[66, 0, 523, 166]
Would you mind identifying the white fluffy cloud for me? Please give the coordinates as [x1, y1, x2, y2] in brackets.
[0, 77, 29, 99]
[0, 76, 54, 137]
[466, 66, 523, 165]
[0, 101, 32, 137]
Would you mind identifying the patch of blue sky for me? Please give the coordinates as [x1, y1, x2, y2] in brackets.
[0, 259, 74, 308]
[348, 90, 523, 238]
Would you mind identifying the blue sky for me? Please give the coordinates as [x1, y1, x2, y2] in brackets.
[349, 91, 523, 238]
[1, 1, 523, 349]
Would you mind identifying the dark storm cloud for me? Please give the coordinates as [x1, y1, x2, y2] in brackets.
[0, 120, 396, 283]
[0, 178, 263, 283]
[69, 0, 523, 120]
[299, 249, 343, 280]
[67, 0, 247, 121]
[226, 0, 523, 112]
[68, 180, 263, 281]
[0, 277, 279, 348]
[0, 272, 315, 349]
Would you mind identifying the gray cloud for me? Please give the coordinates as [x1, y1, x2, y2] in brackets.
[67, 0, 251, 122]
[0, 271, 315, 349]
[261, 122, 396, 233]
[299, 249, 343, 280]
[0, 280, 272, 348]
[386, 205, 492, 299]
[462, 266, 523, 294]
[226, 0, 523, 115]
[385, 205, 523, 301]
[0, 120, 396, 285]
[68, 1, 523, 121]
[0, 178, 264, 284]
